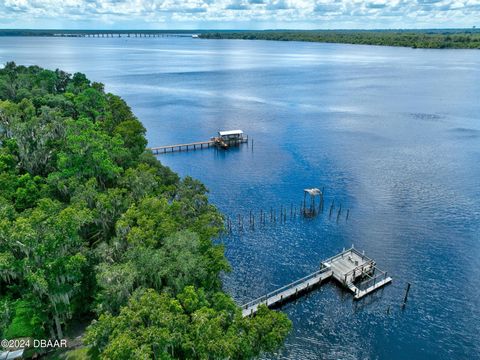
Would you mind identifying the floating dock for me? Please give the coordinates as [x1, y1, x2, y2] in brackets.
[150, 130, 248, 155]
[242, 247, 392, 317]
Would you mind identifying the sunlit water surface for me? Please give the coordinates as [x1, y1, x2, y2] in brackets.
[1, 37, 479, 360]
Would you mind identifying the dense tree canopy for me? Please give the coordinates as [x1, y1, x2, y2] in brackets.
[0, 62, 291, 359]
[200, 30, 480, 49]
[85, 288, 291, 360]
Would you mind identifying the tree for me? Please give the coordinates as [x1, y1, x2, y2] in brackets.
[0, 199, 93, 339]
[74, 88, 107, 121]
[47, 117, 126, 196]
[0, 65, 291, 356]
[85, 287, 291, 360]
[3, 299, 46, 339]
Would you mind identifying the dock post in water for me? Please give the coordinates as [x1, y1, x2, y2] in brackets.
[402, 282, 411, 306]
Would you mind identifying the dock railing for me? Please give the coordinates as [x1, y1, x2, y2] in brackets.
[343, 260, 375, 282]
[241, 266, 332, 310]
[355, 267, 389, 292]
[219, 134, 248, 144]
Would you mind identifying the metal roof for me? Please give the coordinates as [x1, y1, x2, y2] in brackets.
[304, 188, 322, 196]
[218, 130, 243, 136]
[0, 349, 24, 360]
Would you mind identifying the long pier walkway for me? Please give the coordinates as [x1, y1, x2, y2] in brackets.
[150, 136, 248, 155]
[242, 247, 392, 317]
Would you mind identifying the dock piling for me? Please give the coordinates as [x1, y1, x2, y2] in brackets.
[402, 282, 411, 306]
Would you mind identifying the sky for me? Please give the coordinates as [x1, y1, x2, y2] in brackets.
[0, 0, 479, 30]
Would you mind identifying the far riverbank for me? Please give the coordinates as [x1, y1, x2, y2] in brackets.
[1, 28, 479, 49]
[199, 29, 480, 49]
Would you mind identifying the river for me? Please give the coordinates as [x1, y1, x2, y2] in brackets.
[1, 36, 479, 360]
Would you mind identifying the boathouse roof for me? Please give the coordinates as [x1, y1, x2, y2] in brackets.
[218, 130, 243, 136]
[304, 188, 322, 196]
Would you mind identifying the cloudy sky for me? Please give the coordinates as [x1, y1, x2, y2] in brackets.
[1, 0, 479, 29]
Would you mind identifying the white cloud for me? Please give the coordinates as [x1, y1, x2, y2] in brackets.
[0, 0, 478, 28]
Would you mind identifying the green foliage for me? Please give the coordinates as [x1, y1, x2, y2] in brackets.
[200, 30, 480, 49]
[0, 297, 13, 337]
[74, 88, 107, 121]
[94, 262, 137, 315]
[0, 63, 291, 358]
[0, 199, 93, 338]
[85, 287, 292, 360]
[4, 299, 46, 339]
[45, 347, 91, 360]
[48, 117, 126, 195]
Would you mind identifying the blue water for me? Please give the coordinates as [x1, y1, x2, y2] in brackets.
[1, 37, 479, 360]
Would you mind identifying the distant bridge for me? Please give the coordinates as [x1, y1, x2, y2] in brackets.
[51, 32, 195, 38]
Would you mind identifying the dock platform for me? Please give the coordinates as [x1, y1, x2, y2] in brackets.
[242, 247, 392, 317]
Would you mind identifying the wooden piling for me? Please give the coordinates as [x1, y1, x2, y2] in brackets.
[402, 282, 411, 306]
[303, 192, 307, 214]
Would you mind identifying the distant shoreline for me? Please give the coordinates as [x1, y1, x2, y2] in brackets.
[198, 30, 480, 49]
[0, 29, 479, 49]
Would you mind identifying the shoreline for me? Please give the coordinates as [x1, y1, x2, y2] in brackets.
[198, 30, 480, 49]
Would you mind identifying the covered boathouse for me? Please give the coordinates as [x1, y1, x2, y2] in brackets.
[218, 129, 245, 141]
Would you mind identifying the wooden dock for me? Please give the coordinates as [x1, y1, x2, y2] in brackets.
[150, 140, 214, 154]
[242, 247, 392, 317]
[150, 136, 248, 155]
